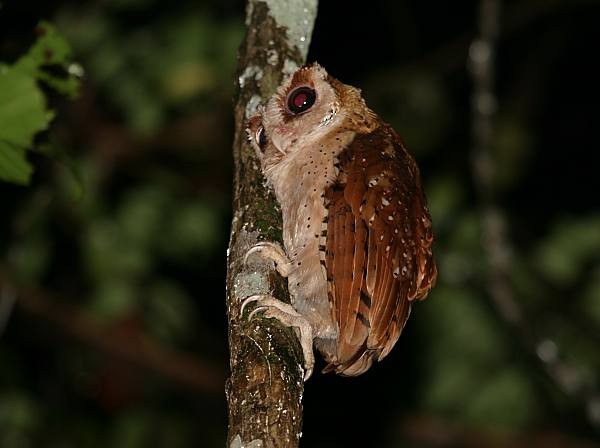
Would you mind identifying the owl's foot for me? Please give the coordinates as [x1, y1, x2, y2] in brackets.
[241, 294, 314, 380]
[244, 242, 291, 277]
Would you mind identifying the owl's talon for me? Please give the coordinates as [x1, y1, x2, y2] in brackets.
[240, 294, 315, 381]
[244, 242, 291, 277]
[240, 294, 268, 318]
[248, 306, 268, 321]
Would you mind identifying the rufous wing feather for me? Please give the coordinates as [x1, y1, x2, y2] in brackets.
[324, 124, 437, 376]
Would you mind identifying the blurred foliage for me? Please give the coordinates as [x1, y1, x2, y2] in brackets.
[1, 0, 599, 447]
[0, 22, 80, 184]
[55, 3, 242, 135]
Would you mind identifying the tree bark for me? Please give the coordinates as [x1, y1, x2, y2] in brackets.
[225, 1, 318, 447]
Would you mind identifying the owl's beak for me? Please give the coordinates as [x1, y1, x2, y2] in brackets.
[270, 134, 288, 156]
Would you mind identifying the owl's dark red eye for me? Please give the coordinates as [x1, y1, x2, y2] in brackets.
[287, 87, 316, 115]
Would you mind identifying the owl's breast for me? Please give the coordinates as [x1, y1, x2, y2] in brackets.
[265, 130, 356, 338]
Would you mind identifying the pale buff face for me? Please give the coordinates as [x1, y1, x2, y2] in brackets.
[246, 63, 345, 173]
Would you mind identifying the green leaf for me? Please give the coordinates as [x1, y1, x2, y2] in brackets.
[0, 22, 81, 185]
[13, 21, 81, 99]
[0, 141, 33, 184]
[0, 67, 50, 184]
[15, 22, 72, 69]
[0, 67, 49, 147]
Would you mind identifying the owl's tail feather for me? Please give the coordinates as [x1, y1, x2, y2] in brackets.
[322, 345, 379, 377]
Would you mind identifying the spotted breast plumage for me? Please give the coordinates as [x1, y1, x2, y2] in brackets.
[243, 63, 436, 379]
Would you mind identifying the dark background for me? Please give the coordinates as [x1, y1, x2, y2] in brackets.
[1, 0, 599, 446]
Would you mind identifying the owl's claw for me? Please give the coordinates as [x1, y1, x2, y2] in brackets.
[244, 242, 291, 277]
[241, 294, 315, 381]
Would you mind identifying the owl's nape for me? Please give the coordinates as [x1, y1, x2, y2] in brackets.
[244, 62, 436, 377]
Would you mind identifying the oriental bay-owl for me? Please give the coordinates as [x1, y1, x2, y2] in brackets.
[243, 63, 437, 379]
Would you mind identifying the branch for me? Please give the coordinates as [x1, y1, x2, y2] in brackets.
[226, 1, 318, 447]
[400, 414, 598, 448]
[469, 0, 600, 432]
[0, 280, 224, 393]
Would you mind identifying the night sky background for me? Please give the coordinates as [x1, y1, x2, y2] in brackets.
[1, 1, 599, 447]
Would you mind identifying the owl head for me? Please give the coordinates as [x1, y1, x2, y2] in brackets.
[246, 63, 370, 172]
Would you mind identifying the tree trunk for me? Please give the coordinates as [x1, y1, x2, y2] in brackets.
[225, 1, 318, 447]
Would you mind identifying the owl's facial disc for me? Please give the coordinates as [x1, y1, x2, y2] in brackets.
[249, 64, 345, 164]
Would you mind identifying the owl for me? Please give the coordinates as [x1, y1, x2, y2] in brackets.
[243, 63, 436, 379]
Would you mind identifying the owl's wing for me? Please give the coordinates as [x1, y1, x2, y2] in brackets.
[324, 124, 437, 376]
